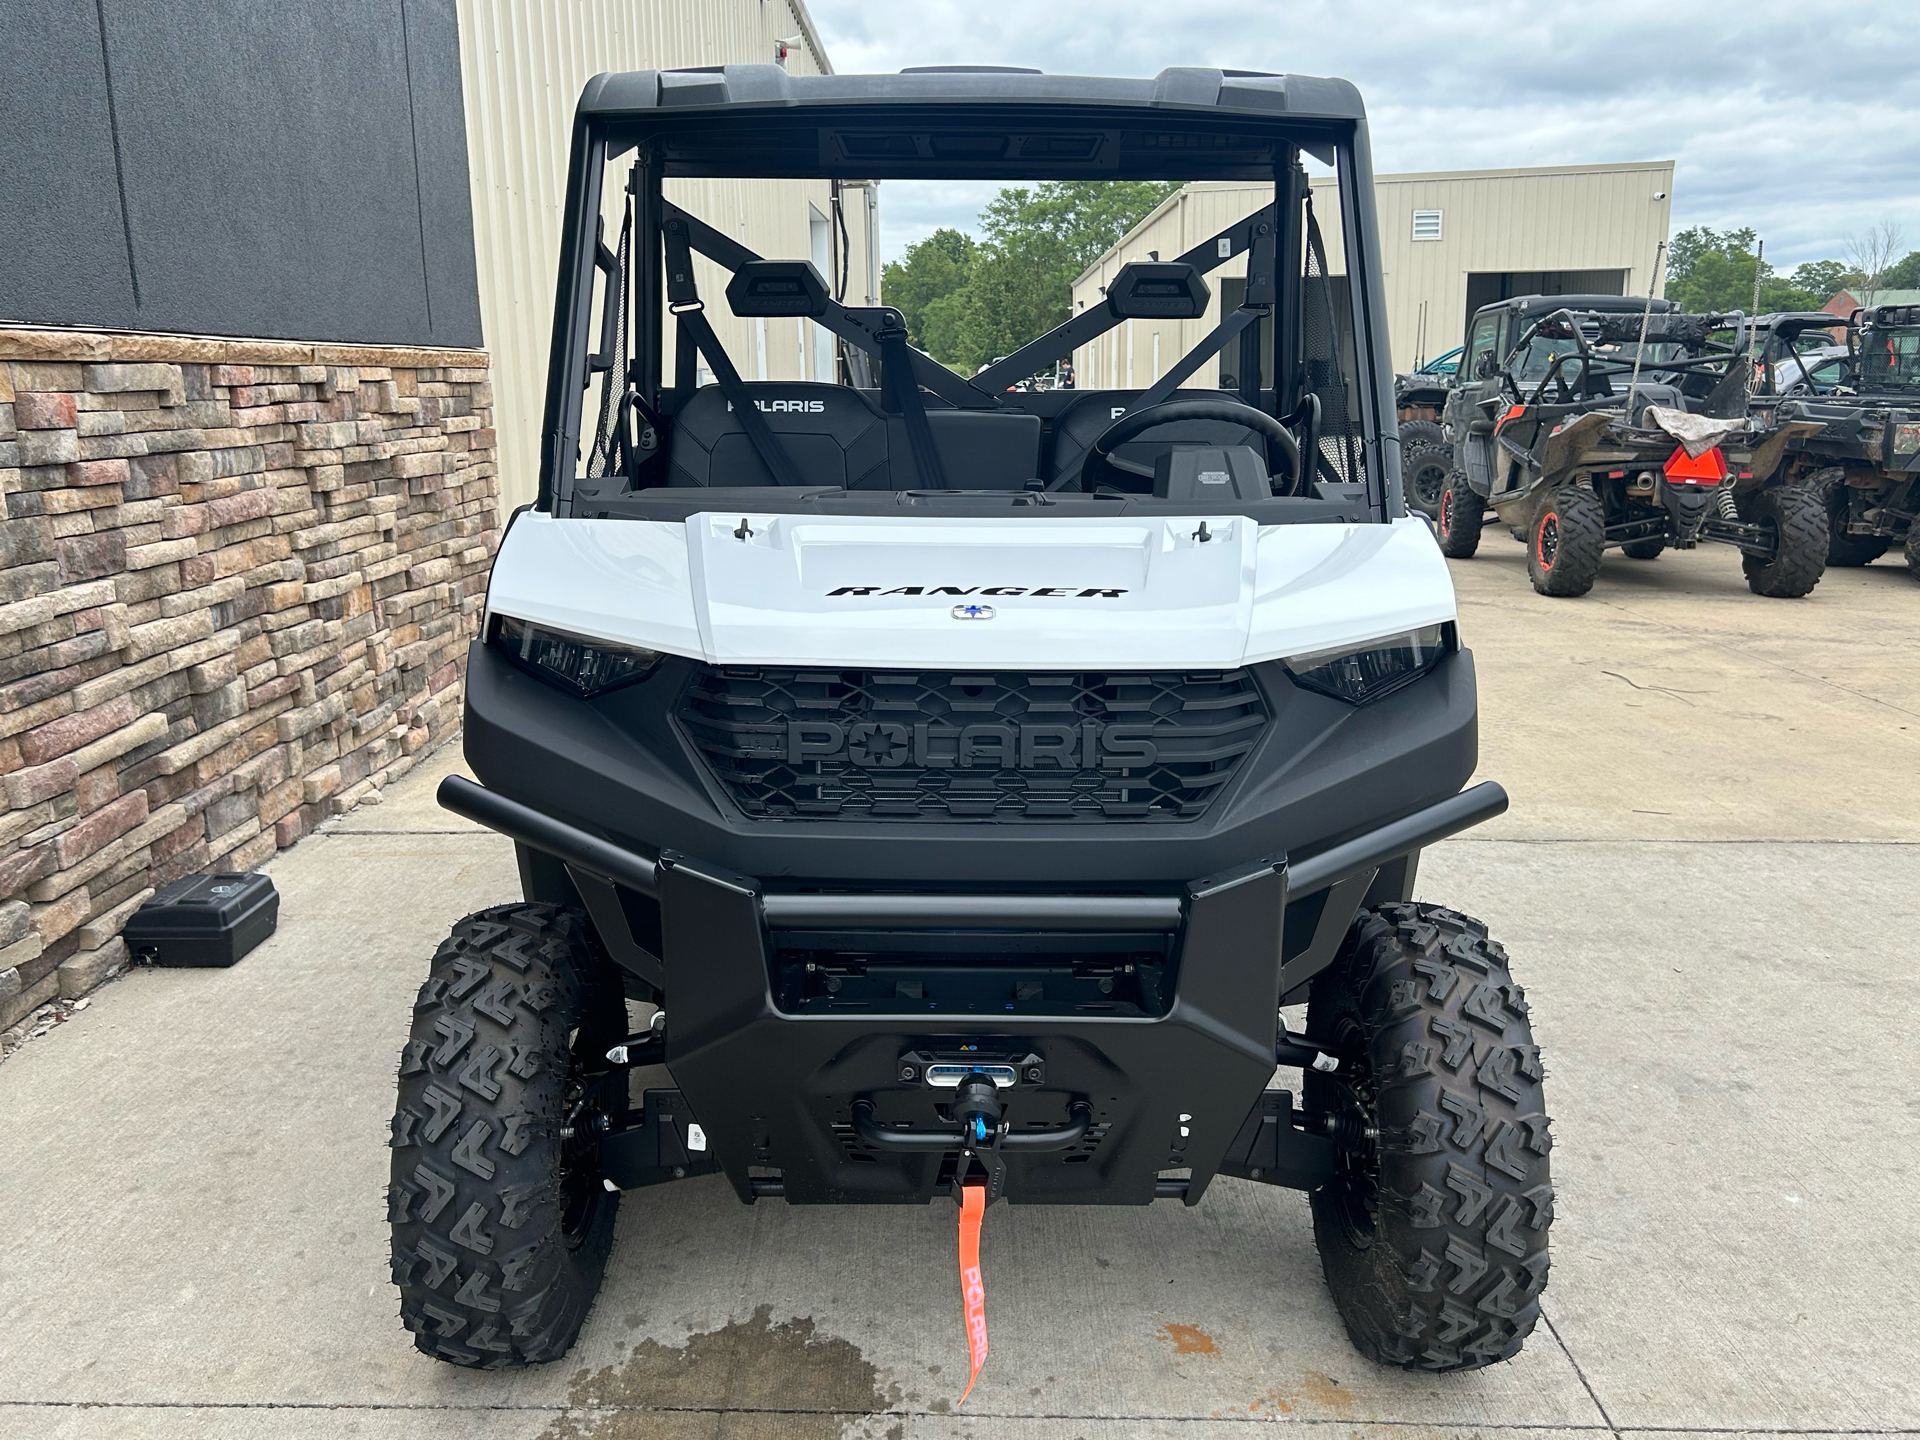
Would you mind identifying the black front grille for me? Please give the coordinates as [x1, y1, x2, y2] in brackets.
[676, 666, 1269, 823]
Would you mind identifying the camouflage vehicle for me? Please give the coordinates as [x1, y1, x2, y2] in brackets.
[1395, 347, 1461, 423]
[1435, 296, 1825, 597]
[1755, 304, 1920, 576]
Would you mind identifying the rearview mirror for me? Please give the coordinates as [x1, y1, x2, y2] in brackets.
[1105, 262, 1210, 320]
[727, 260, 830, 318]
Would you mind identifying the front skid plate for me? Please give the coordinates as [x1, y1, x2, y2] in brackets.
[658, 854, 1287, 1205]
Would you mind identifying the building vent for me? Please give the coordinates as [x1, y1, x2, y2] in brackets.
[1412, 209, 1443, 242]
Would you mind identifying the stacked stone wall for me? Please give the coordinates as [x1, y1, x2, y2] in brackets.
[0, 328, 499, 1037]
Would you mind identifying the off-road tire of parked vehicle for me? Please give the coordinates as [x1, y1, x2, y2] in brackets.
[1827, 532, 1890, 567]
[1398, 420, 1450, 520]
[1306, 904, 1552, 1372]
[1525, 485, 1604, 597]
[1815, 468, 1890, 567]
[1398, 419, 1443, 451]
[388, 904, 625, 1368]
[1436, 472, 1484, 558]
[1738, 485, 1828, 598]
[1905, 522, 1920, 580]
[1620, 538, 1666, 560]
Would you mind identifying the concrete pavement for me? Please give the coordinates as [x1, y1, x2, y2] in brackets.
[1459, 536, 1920, 841]
[1, 537, 1915, 1439]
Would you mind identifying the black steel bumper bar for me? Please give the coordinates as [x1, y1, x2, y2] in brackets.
[851, 1099, 1095, 1153]
[437, 774, 1507, 926]
[437, 773, 1177, 929]
[1287, 781, 1507, 895]
[440, 773, 662, 894]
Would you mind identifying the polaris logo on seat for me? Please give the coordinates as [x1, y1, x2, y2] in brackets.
[786, 720, 1158, 770]
[726, 399, 826, 413]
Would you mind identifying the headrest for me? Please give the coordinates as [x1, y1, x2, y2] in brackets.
[727, 260, 831, 318]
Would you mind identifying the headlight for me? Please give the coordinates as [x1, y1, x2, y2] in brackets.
[493, 615, 661, 697]
[1282, 625, 1452, 705]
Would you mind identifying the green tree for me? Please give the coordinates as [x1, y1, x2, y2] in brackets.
[1667, 226, 1766, 312]
[883, 181, 1180, 372]
[1784, 259, 1858, 306]
[1878, 250, 1920, 291]
[948, 181, 1181, 371]
[880, 228, 975, 351]
[1666, 227, 1854, 315]
[917, 286, 976, 369]
[980, 180, 1183, 276]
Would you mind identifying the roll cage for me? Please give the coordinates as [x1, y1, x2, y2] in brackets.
[534, 65, 1401, 522]
[1851, 303, 1920, 392]
[1746, 312, 1849, 397]
[1747, 307, 1920, 397]
[1491, 306, 1755, 415]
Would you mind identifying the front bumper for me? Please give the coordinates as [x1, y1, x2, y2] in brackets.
[439, 774, 1507, 1206]
[455, 634, 1488, 1206]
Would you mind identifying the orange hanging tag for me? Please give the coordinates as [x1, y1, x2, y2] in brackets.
[956, 1183, 989, 1405]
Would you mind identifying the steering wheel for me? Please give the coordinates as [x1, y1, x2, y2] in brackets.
[1078, 399, 1303, 495]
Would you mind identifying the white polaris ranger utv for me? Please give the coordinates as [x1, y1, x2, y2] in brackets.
[390, 63, 1550, 1379]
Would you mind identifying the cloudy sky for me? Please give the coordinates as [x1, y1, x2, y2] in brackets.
[802, 0, 1920, 272]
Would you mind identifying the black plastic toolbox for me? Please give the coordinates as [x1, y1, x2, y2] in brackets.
[123, 872, 279, 968]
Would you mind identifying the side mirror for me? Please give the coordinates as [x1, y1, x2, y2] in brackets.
[1474, 353, 1497, 379]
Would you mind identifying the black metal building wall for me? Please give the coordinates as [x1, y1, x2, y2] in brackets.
[0, 0, 483, 348]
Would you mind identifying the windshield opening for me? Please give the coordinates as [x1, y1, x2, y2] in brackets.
[549, 107, 1386, 524]
[1494, 309, 1749, 405]
[1860, 327, 1920, 388]
[1508, 334, 1685, 381]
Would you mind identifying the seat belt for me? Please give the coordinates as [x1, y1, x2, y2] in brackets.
[1125, 305, 1264, 418]
[880, 322, 951, 489]
[1116, 216, 1276, 422]
[663, 222, 807, 488]
[674, 307, 808, 488]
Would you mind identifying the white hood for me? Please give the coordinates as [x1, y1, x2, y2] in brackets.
[485, 511, 1456, 669]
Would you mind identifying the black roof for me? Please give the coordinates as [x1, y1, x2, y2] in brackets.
[579, 65, 1365, 121]
[573, 66, 1365, 181]
[1752, 311, 1847, 337]
[1481, 294, 1671, 321]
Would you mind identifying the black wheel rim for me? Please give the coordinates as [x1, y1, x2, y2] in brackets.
[1412, 461, 1448, 510]
[1537, 514, 1560, 569]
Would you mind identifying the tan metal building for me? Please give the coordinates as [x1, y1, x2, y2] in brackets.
[1071, 161, 1674, 389]
[454, 0, 878, 511]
